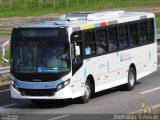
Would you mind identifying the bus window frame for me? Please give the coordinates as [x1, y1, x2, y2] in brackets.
[95, 27, 108, 55]
[138, 19, 148, 46]
[107, 25, 119, 53]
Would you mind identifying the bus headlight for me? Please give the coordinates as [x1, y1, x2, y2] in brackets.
[64, 79, 70, 87]
[11, 80, 14, 86]
[57, 83, 63, 91]
[11, 80, 19, 91]
[57, 79, 70, 91]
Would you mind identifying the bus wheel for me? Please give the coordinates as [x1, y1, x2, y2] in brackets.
[126, 67, 136, 91]
[79, 80, 91, 104]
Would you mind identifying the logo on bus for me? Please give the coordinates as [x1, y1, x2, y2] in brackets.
[120, 54, 132, 62]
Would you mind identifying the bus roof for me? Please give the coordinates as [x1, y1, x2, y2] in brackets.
[19, 11, 155, 32]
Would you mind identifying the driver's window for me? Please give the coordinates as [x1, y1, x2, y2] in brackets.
[71, 31, 83, 63]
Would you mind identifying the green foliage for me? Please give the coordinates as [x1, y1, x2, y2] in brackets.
[156, 14, 160, 34]
[0, 50, 10, 67]
[0, 0, 160, 17]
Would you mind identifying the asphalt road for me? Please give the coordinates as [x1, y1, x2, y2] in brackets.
[0, 56, 160, 120]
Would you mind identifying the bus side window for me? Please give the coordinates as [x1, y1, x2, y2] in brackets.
[128, 23, 138, 47]
[148, 19, 155, 43]
[84, 30, 96, 57]
[119, 24, 129, 50]
[95, 29, 107, 54]
[139, 21, 148, 45]
[108, 26, 118, 52]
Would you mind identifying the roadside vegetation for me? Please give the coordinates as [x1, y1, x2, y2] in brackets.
[156, 14, 160, 33]
[0, 0, 160, 17]
[0, 28, 11, 35]
[0, 50, 10, 67]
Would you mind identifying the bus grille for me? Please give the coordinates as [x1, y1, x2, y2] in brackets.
[20, 89, 56, 96]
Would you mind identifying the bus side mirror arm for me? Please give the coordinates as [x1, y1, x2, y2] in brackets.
[2, 40, 10, 63]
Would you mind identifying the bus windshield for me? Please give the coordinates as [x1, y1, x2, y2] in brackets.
[11, 40, 70, 73]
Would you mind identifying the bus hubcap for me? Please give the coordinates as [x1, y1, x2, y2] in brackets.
[84, 84, 90, 99]
[129, 72, 134, 87]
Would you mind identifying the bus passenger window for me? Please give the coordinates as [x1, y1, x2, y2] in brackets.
[108, 26, 118, 52]
[84, 31, 96, 57]
[139, 21, 148, 45]
[129, 23, 138, 47]
[96, 29, 107, 54]
[119, 25, 129, 50]
[148, 19, 155, 43]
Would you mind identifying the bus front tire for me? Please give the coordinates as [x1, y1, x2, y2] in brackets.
[78, 80, 91, 104]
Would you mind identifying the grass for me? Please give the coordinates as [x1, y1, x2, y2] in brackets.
[158, 40, 160, 45]
[156, 14, 160, 34]
[0, 0, 159, 33]
[0, 28, 11, 35]
[0, 0, 160, 17]
[1, 76, 10, 82]
[0, 50, 10, 67]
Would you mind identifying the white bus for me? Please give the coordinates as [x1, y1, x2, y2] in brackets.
[9, 11, 157, 104]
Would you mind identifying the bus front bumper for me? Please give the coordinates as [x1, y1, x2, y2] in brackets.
[11, 84, 73, 100]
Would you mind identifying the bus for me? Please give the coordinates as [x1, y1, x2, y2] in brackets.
[8, 11, 157, 104]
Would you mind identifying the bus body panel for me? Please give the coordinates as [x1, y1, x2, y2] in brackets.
[78, 43, 157, 93]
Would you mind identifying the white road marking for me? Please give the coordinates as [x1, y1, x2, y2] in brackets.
[48, 114, 70, 120]
[0, 89, 10, 93]
[158, 53, 160, 56]
[139, 86, 160, 95]
[0, 103, 17, 108]
[158, 64, 160, 68]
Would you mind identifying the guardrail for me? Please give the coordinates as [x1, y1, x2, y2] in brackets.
[157, 34, 160, 40]
[0, 67, 10, 75]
